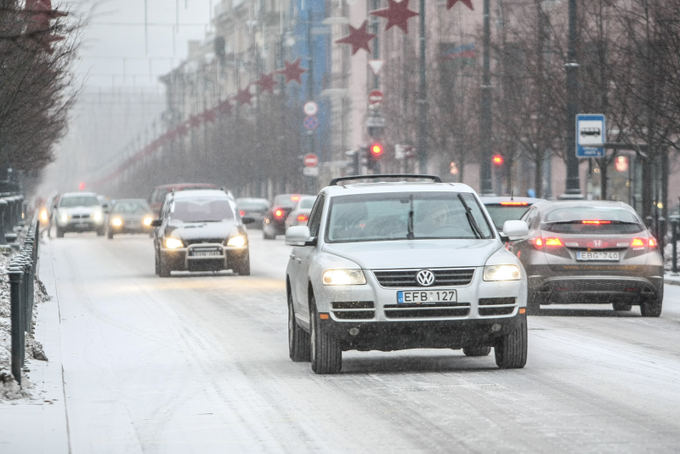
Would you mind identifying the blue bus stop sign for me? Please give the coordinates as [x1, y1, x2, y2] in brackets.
[576, 114, 606, 158]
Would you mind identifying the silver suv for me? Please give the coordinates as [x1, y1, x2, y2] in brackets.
[285, 175, 529, 374]
[53, 192, 105, 237]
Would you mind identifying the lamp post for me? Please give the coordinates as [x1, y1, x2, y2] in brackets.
[480, 0, 493, 195]
[563, 0, 582, 198]
[417, 0, 427, 173]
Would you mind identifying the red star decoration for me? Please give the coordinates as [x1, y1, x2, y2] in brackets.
[370, 0, 419, 34]
[256, 73, 277, 93]
[217, 99, 232, 115]
[276, 58, 307, 84]
[335, 20, 375, 55]
[233, 86, 252, 105]
[447, 0, 474, 10]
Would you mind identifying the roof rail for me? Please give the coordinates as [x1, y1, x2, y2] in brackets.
[329, 174, 442, 186]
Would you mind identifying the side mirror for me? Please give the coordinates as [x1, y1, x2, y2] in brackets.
[151, 219, 162, 227]
[501, 220, 529, 241]
[241, 216, 255, 225]
[286, 225, 313, 246]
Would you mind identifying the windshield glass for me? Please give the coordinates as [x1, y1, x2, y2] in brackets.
[171, 199, 234, 223]
[112, 200, 150, 214]
[59, 196, 100, 207]
[485, 205, 532, 230]
[274, 194, 301, 208]
[299, 197, 315, 209]
[543, 206, 642, 234]
[326, 192, 493, 243]
[237, 199, 269, 210]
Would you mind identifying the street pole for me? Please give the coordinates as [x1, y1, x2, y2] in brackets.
[480, 0, 493, 195]
[306, 9, 315, 193]
[563, 0, 582, 198]
[417, 0, 427, 173]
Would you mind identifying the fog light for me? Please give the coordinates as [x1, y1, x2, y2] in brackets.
[349, 327, 360, 336]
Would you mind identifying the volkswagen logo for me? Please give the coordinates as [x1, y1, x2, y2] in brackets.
[416, 269, 435, 287]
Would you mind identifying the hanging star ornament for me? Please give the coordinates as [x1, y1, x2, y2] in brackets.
[233, 86, 252, 105]
[276, 58, 307, 84]
[256, 73, 276, 93]
[335, 20, 376, 55]
[370, 0, 419, 34]
[447, 0, 474, 10]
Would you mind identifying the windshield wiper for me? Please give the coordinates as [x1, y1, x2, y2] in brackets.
[407, 195, 414, 240]
[457, 193, 483, 239]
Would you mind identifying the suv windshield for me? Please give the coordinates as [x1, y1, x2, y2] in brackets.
[326, 192, 493, 243]
[542, 206, 643, 234]
[171, 198, 234, 223]
[59, 196, 100, 207]
[113, 200, 150, 214]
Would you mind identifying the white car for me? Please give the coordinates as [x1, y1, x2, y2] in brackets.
[53, 192, 106, 237]
[285, 175, 529, 374]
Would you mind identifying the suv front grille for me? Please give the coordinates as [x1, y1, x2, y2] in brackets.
[384, 302, 470, 319]
[71, 214, 90, 219]
[373, 268, 475, 287]
[331, 301, 375, 320]
[184, 238, 225, 246]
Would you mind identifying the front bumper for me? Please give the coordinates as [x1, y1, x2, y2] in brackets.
[162, 243, 248, 271]
[320, 313, 525, 351]
[58, 220, 102, 232]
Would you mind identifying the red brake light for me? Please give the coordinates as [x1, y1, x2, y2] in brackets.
[581, 220, 611, 225]
[531, 237, 544, 249]
[500, 201, 528, 206]
[532, 236, 563, 249]
[648, 237, 658, 248]
[630, 238, 645, 248]
[297, 214, 308, 223]
[273, 208, 285, 220]
[290, 195, 301, 202]
[239, 210, 245, 217]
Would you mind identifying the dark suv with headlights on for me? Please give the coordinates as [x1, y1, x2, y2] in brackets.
[152, 190, 252, 277]
[509, 200, 664, 316]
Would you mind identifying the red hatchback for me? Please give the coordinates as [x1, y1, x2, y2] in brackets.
[509, 200, 664, 316]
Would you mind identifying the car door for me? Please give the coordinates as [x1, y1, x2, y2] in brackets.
[291, 194, 324, 323]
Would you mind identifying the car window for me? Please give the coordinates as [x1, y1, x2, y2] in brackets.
[542, 206, 643, 234]
[171, 198, 234, 222]
[307, 195, 324, 238]
[112, 200, 151, 214]
[326, 192, 493, 243]
[274, 194, 299, 208]
[59, 196, 100, 207]
[299, 197, 315, 210]
[485, 205, 532, 230]
[237, 199, 269, 210]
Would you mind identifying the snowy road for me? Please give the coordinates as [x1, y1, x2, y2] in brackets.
[39, 232, 680, 453]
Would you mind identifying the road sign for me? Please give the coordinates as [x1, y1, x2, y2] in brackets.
[302, 166, 319, 177]
[365, 115, 385, 128]
[368, 90, 383, 105]
[368, 59, 384, 75]
[303, 115, 319, 130]
[576, 113, 606, 158]
[303, 153, 318, 167]
[303, 101, 318, 116]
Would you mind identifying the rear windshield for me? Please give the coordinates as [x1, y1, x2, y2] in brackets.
[237, 199, 269, 210]
[543, 206, 643, 234]
[299, 197, 315, 209]
[485, 205, 531, 230]
[273, 194, 301, 208]
[59, 196, 100, 207]
[112, 200, 150, 214]
[326, 192, 493, 243]
[171, 199, 234, 223]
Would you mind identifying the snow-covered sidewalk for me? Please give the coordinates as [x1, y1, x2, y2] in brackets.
[0, 237, 69, 452]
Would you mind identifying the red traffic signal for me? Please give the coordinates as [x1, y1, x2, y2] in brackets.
[492, 154, 504, 166]
[369, 142, 384, 160]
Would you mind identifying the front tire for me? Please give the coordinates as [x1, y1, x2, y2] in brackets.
[288, 286, 310, 362]
[96, 228, 105, 237]
[158, 252, 171, 277]
[310, 293, 341, 374]
[56, 227, 64, 238]
[640, 297, 662, 317]
[107, 229, 114, 239]
[232, 254, 250, 276]
[494, 316, 527, 369]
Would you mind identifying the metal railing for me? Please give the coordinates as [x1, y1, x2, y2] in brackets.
[0, 192, 24, 245]
[8, 220, 39, 385]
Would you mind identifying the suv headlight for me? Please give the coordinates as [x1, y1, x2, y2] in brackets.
[164, 237, 184, 249]
[483, 264, 521, 281]
[322, 269, 366, 286]
[226, 234, 247, 248]
[111, 216, 123, 227]
[93, 209, 103, 224]
[59, 212, 69, 225]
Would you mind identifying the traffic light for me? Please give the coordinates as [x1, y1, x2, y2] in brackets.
[492, 154, 504, 166]
[367, 142, 384, 172]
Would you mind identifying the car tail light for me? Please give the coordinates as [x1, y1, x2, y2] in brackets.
[500, 201, 528, 206]
[648, 237, 658, 248]
[290, 194, 301, 202]
[297, 214, 308, 223]
[581, 220, 612, 225]
[631, 237, 657, 249]
[531, 236, 563, 249]
[273, 208, 285, 220]
[239, 210, 245, 217]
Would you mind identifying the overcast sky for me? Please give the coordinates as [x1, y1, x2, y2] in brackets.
[73, 0, 214, 89]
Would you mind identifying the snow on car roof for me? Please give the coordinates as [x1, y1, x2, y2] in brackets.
[323, 181, 476, 197]
[171, 189, 231, 199]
